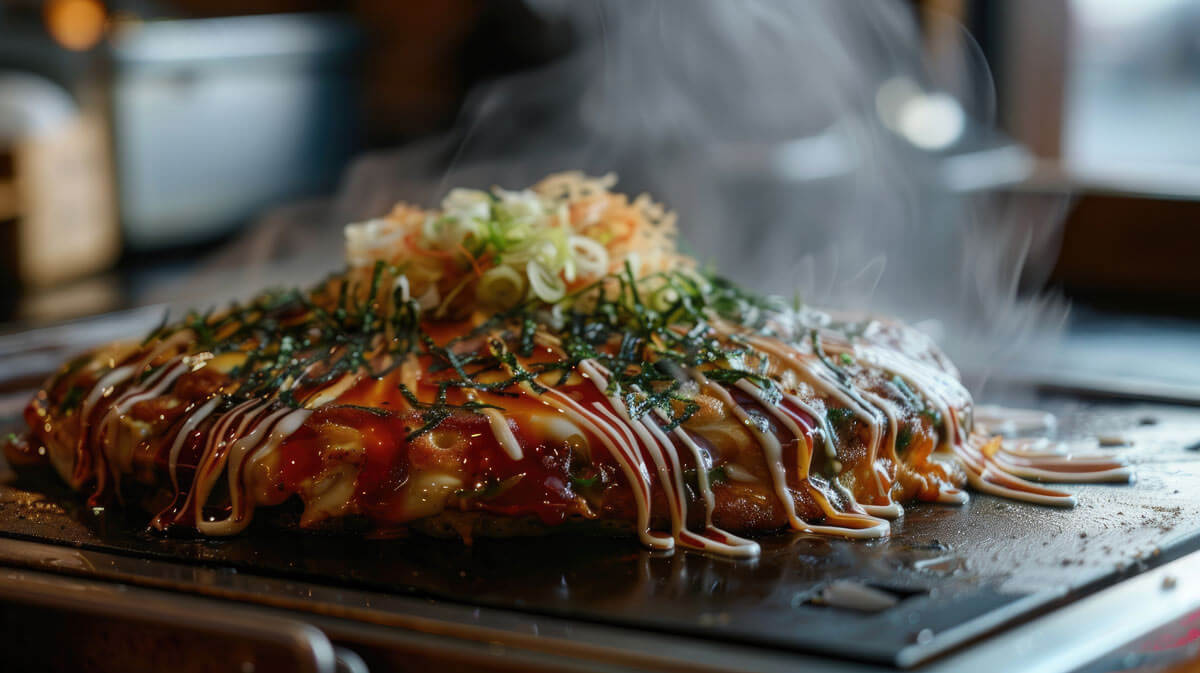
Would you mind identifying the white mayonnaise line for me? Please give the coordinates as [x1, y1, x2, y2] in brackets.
[953, 438, 1076, 507]
[299, 372, 360, 408]
[540, 386, 673, 550]
[590, 363, 758, 556]
[599, 400, 690, 535]
[198, 407, 311, 535]
[797, 496, 891, 539]
[1002, 452, 1133, 473]
[732, 379, 891, 536]
[100, 359, 189, 442]
[582, 363, 687, 541]
[583, 367, 681, 513]
[501, 356, 671, 548]
[854, 344, 1128, 495]
[593, 399, 762, 550]
[854, 345, 964, 448]
[861, 502, 905, 519]
[967, 434, 1130, 495]
[72, 364, 138, 489]
[78, 329, 195, 489]
[466, 342, 526, 460]
[963, 467, 1076, 507]
[746, 331, 964, 524]
[742, 334, 873, 464]
[737, 378, 878, 523]
[859, 390, 904, 519]
[923, 454, 971, 504]
[990, 458, 1134, 484]
[185, 398, 266, 527]
[123, 328, 195, 382]
[590, 403, 659, 489]
[538, 331, 887, 545]
[852, 340, 971, 412]
[245, 409, 315, 488]
[650, 410, 761, 557]
[99, 357, 191, 492]
[691, 369, 807, 531]
[166, 396, 223, 493]
[102, 356, 188, 431]
[989, 445, 1133, 483]
[467, 390, 523, 461]
[782, 391, 838, 462]
[79, 366, 137, 436]
[732, 379, 816, 480]
[999, 439, 1132, 470]
[730, 322, 1130, 520]
[737, 335, 894, 508]
[790, 349, 895, 502]
[935, 488, 970, 505]
[187, 406, 288, 531]
[999, 438, 1074, 458]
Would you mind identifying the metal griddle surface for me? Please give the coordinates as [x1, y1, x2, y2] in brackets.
[2, 396, 1199, 667]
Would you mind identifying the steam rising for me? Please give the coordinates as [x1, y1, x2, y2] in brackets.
[167, 0, 1067, 393]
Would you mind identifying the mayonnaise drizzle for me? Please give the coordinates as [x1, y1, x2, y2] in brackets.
[73, 364, 137, 490]
[693, 369, 806, 531]
[196, 406, 311, 535]
[166, 396, 223, 493]
[98, 357, 192, 488]
[585, 361, 759, 556]
[184, 398, 269, 527]
[651, 409, 761, 556]
[63, 307, 1134, 556]
[737, 320, 1129, 515]
[539, 385, 673, 550]
[72, 329, 198, 494]
[729, 335, 900, 528]
[468, 390, 523, 461]
[859, 390, 903, 518]
[732, 378, 892, 536]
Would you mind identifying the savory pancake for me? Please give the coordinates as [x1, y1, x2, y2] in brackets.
[5, 173, 1130, 556]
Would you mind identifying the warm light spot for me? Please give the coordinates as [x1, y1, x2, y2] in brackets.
[45, 0, 106, 51]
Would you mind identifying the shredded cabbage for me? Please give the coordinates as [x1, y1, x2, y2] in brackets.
[342, 172, 691, 313]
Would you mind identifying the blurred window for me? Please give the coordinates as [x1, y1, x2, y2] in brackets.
[1066, 0, 1200, 180]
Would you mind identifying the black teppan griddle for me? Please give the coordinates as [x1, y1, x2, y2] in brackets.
[1, 393, 1199, 670]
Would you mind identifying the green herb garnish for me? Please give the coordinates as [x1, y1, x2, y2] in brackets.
[682, 465, 729, 492]
[570, 475, 600, 490]
[124, 257, 830, 446]
[826, 407, 856, 430]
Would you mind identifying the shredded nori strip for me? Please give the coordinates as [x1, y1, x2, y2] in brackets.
[126, 263, 899, 443]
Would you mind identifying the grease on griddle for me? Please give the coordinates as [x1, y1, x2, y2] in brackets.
[804, 580, 924, 613]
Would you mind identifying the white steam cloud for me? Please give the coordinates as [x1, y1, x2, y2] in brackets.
[165, 0, 1068, 393]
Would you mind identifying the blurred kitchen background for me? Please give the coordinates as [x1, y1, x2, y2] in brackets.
[0, 0, 1198, 398]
